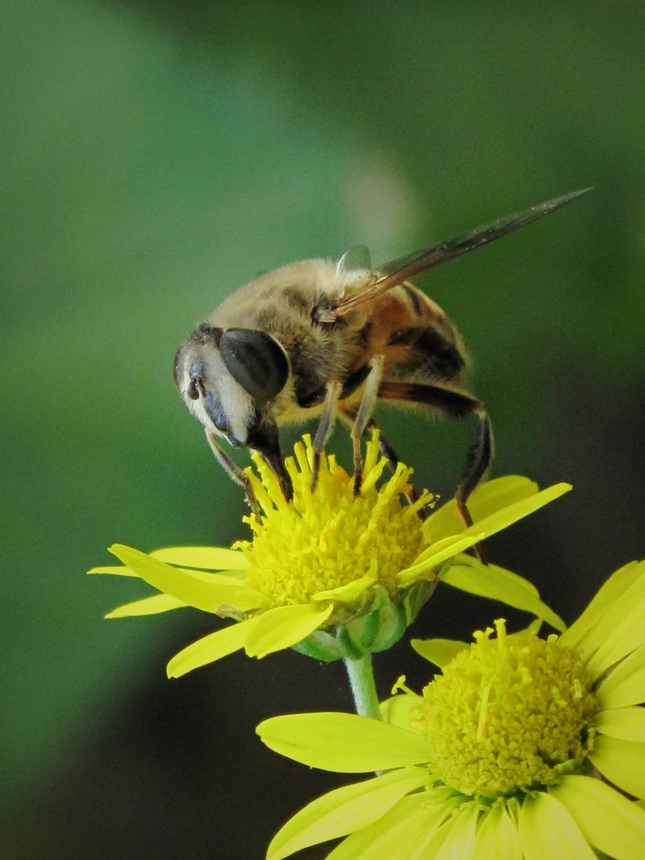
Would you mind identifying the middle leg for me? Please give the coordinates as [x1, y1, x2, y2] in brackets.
[346, 355, 385, 496]
[338, 408, 428, 516]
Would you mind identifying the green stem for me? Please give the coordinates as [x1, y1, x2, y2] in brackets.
[343, 652, 382, 720]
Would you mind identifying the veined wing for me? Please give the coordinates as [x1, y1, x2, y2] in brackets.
[335, 188, 591, 316]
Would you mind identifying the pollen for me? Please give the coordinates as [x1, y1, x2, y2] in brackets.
[237, 434, 432, 607]
[419, 620, 597, 798]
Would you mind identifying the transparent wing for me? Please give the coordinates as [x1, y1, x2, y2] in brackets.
[334, 188, 591, 315]
[336, 244, 372, 274]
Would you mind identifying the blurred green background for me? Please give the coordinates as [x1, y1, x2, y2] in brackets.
[3, 2, 645, 857]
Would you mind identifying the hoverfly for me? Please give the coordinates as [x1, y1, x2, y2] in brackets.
[174, 189, 589, 523]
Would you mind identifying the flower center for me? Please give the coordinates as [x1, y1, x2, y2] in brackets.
[419, 621, 598, 798]
[237, 435, 431, 606]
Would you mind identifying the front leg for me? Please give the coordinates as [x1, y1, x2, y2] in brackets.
[205, 429, 261, 521]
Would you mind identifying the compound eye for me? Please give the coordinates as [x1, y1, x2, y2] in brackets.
[219, 328, 289, 402]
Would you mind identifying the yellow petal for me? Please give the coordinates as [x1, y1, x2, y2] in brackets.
[380, 693, 420, 729]
[106, 593, 186, 617]
[410, 637, 469, 668]
[108, 544, 266, 613]
[97, 562, 251, 590]
[472, 804, 522, 860]
[460, 483, 572, 543]
[266, 768, 426, 860]
[166, 620, 254, 677]
[551, 774, 645, 860]
[327, 794, 446, 860]
[423, 475, 539, 541]
[434, 801, 478, 860]
[518, 792, 596, 860]
[313, 576, 376, 604]
[588, 735, 645, 798]
[245, 603, 334, 658]
[408, 819, 457, 860]
[560, 560, 645, 652]
[583, 568, 645, 680]
[168, 568, 250, 586]
[397, 534, 484, 585]
[447, 553, 540, 596]
[216, 586, 272, 613]
[440, 560, 565, 631]
[151, 545, 249, 570]
[257, 712, 428, 772]
[596, 642, 645, 709]
[595, 707, 645, 742]
[89, 564, 139, 577]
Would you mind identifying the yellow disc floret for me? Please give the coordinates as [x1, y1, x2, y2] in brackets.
[419, 620, 598, 797]
[237, 434, 432, 607]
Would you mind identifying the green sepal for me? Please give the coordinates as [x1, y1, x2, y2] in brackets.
[402, 579, 439, 626]
[293, 583, 418, 662]
[338, 623, 365, 661]
[338, 598, 412, 658]
[291, 628, 344, 662]
[370, 601, 409, 654]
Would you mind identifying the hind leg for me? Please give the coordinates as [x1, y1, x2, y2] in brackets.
[376, 380, 493, 560]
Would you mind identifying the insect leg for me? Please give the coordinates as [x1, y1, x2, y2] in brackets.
[205, 428, 261, 521]
[455, 406, 493, 528]
[377, 381, 493, 550]
[349, 355, 385, 496]
[246, 415, 294, 503]
[339, 407, 429, 516]
[338, 408, 394, 464]
[311, 380, 343, 490]
[373, 422, 402, 472]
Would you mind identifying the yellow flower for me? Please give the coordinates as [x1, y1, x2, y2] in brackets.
[258, 560, 645, 860]
[90, 434, 568, 677]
